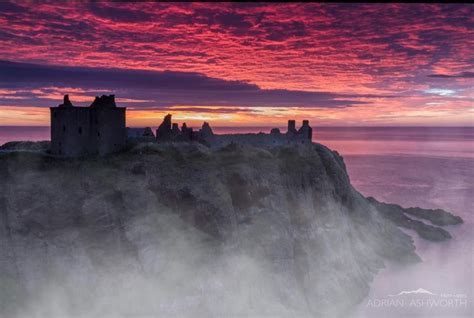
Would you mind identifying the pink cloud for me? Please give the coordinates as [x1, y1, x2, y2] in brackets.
[0, 2, 472, 125]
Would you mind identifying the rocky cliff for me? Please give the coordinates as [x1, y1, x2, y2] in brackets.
[0, 142, 462, 317]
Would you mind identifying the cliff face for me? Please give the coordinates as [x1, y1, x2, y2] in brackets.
[0, 143, 458, 317]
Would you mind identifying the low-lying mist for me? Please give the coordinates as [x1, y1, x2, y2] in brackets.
[11, 211, 311, 317]
[0, 143, 461, 317]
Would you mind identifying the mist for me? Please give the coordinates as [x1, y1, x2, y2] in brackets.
[0, 142, 467, 317]
[347, 154, 473, 317]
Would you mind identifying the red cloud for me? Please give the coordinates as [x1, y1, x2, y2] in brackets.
[0, 2, 472, 125]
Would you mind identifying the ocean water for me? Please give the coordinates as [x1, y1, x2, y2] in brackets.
[1, 126, 473, 316]
[0, 126, 50, 145]
[1, 126, 473, 158]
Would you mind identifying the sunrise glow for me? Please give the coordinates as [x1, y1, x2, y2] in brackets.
[0, 3, 472, 126]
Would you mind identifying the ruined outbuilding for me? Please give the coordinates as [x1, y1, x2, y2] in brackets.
[154, 114, 313, 148]
[127, 127, 155, 142]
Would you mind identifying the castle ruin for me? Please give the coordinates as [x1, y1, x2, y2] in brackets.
[51, 95, 313, 156]
[50, 95, 126, 157]
[154, 114, 313, 148]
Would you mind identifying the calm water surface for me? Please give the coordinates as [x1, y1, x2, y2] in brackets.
[1, 126, 473, 158]
[1, 126, 473, 316]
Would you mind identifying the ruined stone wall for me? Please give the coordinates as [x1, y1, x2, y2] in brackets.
[127, 127, 155, 143]
[50, 108, 93, 157]
[203, 132, 312, 149]
[92, 108, 126, 156]
[151, 114, 313, 149]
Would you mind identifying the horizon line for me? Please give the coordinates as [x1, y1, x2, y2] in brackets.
[1, 125, 473, 129]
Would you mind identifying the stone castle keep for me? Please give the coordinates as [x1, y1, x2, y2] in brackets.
[51, 95, 312, 156]
[50, 95, 126, 156]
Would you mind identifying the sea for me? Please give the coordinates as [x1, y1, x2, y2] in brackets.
[1, 126, 473, 317]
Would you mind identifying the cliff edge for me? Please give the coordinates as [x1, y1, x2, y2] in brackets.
[0, 142, 462, 317]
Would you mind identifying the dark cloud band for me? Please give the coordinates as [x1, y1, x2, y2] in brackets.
[0, 60, 366, 109]
[428, 72, 474, 79]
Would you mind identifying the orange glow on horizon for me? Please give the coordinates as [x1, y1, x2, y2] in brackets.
[0, 3, 472, 127]
[1, 104, 472, 127]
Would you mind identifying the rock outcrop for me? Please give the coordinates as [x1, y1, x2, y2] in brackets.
[0, 142, 462, 317]
[0, 140, 50, 152]
[367, 197, 462, 241]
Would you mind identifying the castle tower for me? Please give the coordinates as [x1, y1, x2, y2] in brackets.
[287, 120, 297, 134]
[298, 120, 313, 141]
[50, 94, 126, 157]
[156, 114, 173, 141]
[200, 122, 214, 138]
[171, 123, 180, 138]
[181, 123, 193, 141]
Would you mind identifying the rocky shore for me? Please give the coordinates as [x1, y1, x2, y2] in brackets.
[368, 197, 462, 241]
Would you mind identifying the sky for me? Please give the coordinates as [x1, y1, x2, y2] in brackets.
[0, 2, 472, 127]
